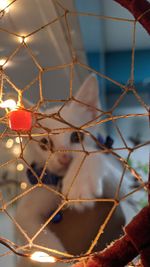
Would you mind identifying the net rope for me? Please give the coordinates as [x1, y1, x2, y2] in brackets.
[0, 1, 149, 266]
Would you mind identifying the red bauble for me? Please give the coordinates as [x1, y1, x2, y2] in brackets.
[9, 109, 32, 131]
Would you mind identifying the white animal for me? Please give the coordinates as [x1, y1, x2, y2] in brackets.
[15, 74, 125, 267]
[62, 147, 125, 211]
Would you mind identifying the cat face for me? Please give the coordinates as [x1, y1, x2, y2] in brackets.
[27, 74, 101, 176]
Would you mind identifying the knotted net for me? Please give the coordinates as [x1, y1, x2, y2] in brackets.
[0, 1, 149, 266]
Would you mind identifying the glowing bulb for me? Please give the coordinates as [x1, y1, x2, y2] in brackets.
[0, 99, 17, 110]
[20, 182, 27, 190]
[18, 36, 27, 43]
[0, 58, 6, 66]
[30, 252, 56, 263]
[0, 0, 9, 11]
[17, 163, 24, 171]
[6, 138, 14, 148]
[15, 137, 22, 143]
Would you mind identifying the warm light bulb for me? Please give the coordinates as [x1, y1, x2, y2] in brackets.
[0, 99, 17, 110]
[0, 0, 9, 11]
[18, 36, 27, 43]
[6, 138, 14, 148]
[15, 137, 22, 143]
[17, 163, 24, 171]
[30, 251, 56, 263]
[0, 58, 6, 66]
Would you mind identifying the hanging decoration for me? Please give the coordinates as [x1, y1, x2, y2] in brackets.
[0, 99, 32, 131]
[8, 109, 32, 131]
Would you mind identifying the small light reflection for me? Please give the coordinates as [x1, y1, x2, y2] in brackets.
[20, 182, 27, 190]
[18, 36, 28, 43]
[15, 137, 22, 144]
[6, 138, 14, 148]
[17, 163, 24, 171]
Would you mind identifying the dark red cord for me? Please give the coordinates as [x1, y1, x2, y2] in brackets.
[114, 0, 150, 34]
[72, 206, 150, 267]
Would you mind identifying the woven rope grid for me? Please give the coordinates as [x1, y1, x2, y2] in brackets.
[0, 0, 149, 266]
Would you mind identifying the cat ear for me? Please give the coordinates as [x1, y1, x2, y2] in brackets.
[74, 73, 101, 118]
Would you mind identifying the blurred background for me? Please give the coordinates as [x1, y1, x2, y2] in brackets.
[0, 0, 149, 266]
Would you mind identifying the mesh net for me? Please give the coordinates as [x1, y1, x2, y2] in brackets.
[0, 1, 149, 266]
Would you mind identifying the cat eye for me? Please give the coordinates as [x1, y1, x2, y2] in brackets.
[39, 137, 53, 151]
[70, 131, 84, 143]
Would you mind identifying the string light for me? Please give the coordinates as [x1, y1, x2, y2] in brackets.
[30, 251, 56, 263]
[15, 137, 22, 144]
[18, 36, 27, 43]
[0, 58, 11, 69]
[0, 58, 6, 66]
[5, 138, 14, 148]
[0, 99, 17, 110]
[16, 163, 24, 171]
[0, 0, 9, 12]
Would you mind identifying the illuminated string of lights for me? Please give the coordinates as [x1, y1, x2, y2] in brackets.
[0, 236, 90, 263]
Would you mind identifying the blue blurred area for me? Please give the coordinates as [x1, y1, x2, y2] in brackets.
[87, 50, 150, 108]
[87, 52, 101, 72]
[106, 50, 150, 85]
[75, 0, 150, 108]
[87, 50, 150, 86]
